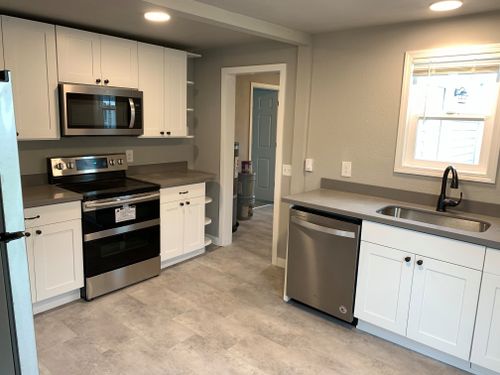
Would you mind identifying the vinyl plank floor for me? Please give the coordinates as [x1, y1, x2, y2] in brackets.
[35, 205, 464, 374]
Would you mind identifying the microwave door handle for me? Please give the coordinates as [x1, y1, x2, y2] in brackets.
[128, 98, 136, 129]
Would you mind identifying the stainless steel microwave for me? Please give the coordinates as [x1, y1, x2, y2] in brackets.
[59, 83, 143, 136]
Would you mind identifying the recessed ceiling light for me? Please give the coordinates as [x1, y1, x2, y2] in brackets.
[429, 0, 463, 12]
[144, 11, 171, 22]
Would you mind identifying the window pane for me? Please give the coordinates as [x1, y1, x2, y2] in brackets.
[414, 119, 484, 165]
[410, 70, 499, 116]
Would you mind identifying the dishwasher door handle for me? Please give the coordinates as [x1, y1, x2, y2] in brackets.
[291, 217, 356, 239]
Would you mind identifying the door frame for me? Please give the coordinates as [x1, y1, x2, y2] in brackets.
[220, 64, 287, 266]
[248, 82, 280, 162]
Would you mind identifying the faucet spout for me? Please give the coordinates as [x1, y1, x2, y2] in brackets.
[437, 166, 462, 212]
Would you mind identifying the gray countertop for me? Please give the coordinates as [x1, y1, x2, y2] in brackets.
[283, 188, 500, 250]
[22, 185, 83, 209]
[130, 169, 215, 188]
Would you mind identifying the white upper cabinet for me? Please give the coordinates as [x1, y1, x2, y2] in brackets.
[138, 43, 164, 137]
[100, 34, 138, 88]
[2, 16, 59, 140]
[407, 257, 481, 360]
[164, 48, 187, 136]
[354, 241, 414, 336]
[56, 26, 101, 85]
[56, 27, 138, 88]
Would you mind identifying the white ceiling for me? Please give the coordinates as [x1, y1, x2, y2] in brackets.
[196, 0, 500, 34]
[0, 0, 264, 50]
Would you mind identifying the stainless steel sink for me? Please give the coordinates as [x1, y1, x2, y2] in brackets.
[377, 205, 491, 233]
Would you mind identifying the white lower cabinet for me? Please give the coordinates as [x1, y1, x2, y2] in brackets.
[24, 202, 83, 311]
[355, 221, 486, 364]
[160, 184, 205, 265]
[471, 249, 500, 373]
[355, 242, 414, 335]
[407, 257, 481, 360]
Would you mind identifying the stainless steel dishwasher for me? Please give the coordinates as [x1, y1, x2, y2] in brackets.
[286, 206, 361, 323]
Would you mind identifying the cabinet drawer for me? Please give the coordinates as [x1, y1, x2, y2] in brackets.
[160, 183, 205, 203]
[24, 201, 81, 229]
[485, 248, 500, 276]
[362, 221, 485, 270]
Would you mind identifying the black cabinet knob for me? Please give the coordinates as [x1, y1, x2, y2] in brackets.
[417, 260, 424, 266]
[166, 131, 171, 135]
[96, 78, 101, 84]
[16, 132, 19, 136]
[405, 256, 411, 263]
[35, 230, 42, 235]
[104, 79, 109, 84]
[25, 232, 31, 237]
[186, 201, 190, 205]
[180, 202, 184, 206]
[160, 131, 165, 135]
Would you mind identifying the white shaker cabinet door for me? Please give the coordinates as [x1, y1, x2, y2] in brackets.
[56, 26, 101, 85]
[3, 16, 59, 140]
[354, 241, 414, 336]
[160, 201, 184, 261]
[407, 257, 481, 360]
[164, 48, 187, 136]
[32, 220, 84, 302]
[100, 35, 138, 88]
[182, 196, 205, 253]
[138, 43, 164, 137]
[471, 272, 500, 372]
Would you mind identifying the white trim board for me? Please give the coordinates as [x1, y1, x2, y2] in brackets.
[220, 64, 287, 267]
[147, 0, 311, 46]
[248, 82, 280, 161]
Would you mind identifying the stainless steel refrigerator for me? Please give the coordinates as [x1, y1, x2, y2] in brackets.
[0, 71, 39, 374]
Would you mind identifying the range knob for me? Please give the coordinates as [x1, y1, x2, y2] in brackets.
[117, 159, 123, 165]
[55, 162, 65, 170]
[109, 159, 115, 166]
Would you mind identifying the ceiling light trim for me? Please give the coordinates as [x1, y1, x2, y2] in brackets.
[429, 0, 463, 12]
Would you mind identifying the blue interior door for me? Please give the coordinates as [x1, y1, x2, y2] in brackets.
[251, 88, 278, 203]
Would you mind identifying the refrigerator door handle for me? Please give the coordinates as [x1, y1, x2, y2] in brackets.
[0, 231, 27, 244]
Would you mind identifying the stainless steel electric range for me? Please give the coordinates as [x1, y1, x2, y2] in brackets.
[48, 154, 160, 301]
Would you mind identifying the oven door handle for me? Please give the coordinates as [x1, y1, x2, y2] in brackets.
[84, 219, 159, 242]
[83, 192, 159, 212]
[128, 98, 136, 129]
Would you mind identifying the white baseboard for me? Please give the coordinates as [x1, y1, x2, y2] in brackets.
[161, 248, 205, 269]
[33, 289, 81, 315]
[206, 234, 221, 246]
[357, 320, 477, 374]
[275, 257, 286, 268]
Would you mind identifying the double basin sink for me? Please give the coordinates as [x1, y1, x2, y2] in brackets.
[377, 206, 491, 233]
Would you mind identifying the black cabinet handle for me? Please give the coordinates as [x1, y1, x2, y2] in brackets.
[104, 79, 109, 84]
[417, 260, 423, 266]
[180, 202, 184, 206]
[35, 230, 42, 235]
[405, 257, 411, 263]
[16, 132, 19, 136]
[179, 191, 189, 195]
[25, 215, 40, 221]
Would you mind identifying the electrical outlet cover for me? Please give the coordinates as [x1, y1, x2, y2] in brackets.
[126, 150, 134, 163]
[341, 161, 352, 177]
[305, 158, 314, 172]
[282, 164, 292, 176]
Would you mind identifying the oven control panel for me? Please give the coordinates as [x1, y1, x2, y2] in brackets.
[49, 154, 128, 177]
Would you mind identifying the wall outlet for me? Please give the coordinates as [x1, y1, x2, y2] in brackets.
[282, 164, 292, 176]
[126, 149, 134, 163]
[305, 158, 314, 172]
[341, 161, 352, 177]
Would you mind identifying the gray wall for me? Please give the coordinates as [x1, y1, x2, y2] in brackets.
[193, 41, 298, 258]
[235, 72, 280, 161]
[306, 11, 500, 204]
[306, 13, 500, 203]
[18, 138, 194, 175]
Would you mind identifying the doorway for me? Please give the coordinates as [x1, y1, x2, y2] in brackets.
[250, 83, 279, 206]
[219, 64, 287, 266]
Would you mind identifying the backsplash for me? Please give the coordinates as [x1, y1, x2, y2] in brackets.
[17, 137, 194, 175]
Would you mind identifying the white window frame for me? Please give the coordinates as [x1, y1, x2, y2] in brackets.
[395, 44, 500, 184]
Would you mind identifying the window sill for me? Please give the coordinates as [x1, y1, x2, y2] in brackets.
[394, 165, 496, 184]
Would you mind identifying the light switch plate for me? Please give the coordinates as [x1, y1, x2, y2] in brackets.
[126, 150, 134, 163]
[305, 158, 314, 172]
[282, 164, 292, 176]
[341, 161, 352, 177]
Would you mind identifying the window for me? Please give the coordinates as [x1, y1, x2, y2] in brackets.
[395, 45, 500, 183]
